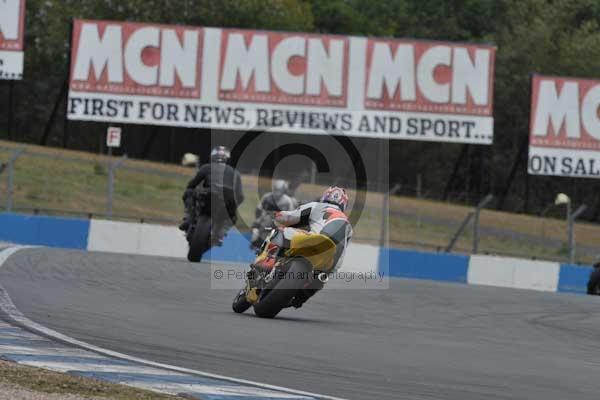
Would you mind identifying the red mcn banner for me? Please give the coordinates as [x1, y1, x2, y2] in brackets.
[0, 0, 26, 80]
[67, 19, 496, 144]
[529, 75, 600, 178]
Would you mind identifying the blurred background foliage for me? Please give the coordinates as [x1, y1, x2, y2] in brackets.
[3, 0, 600, 219]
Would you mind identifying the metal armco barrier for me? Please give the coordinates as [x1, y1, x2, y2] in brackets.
[4, 147, 24, 212]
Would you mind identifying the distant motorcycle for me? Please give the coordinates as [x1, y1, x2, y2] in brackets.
[251, 202, 299, 250]
[250, 185, 298, 250]
[587, 263, 600, 295]
[232, 227, 339, 318]
[185, 189, 230, 262]
[250, 212, 276, 250]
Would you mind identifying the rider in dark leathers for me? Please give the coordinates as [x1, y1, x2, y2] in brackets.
[179, 146, 244, 235]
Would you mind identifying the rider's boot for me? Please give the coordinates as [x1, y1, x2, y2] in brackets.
[178, 213, 190, 231]
[250, 227, 261, 250]
[290, 280, 325, 308]
[290, 290, 314, 309]
[179, 190, 195, 231]
[215, 215, 235, 246]
[214, 224, 228, 246]
[179, 220, 189, 231]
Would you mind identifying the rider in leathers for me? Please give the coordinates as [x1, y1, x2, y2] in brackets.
[274, 186, 352, 307]
[179, 146, 244, 238]
[250, 180, 297, 248]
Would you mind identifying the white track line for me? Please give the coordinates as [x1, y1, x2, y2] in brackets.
[0, 344, 118, 357]
[0, 246, 347, 400]
[16, 361, 188, 375]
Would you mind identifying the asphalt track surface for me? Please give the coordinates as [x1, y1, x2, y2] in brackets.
[1, 248, 600, 400]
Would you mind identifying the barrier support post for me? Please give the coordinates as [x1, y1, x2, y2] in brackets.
[380, 184, 400, 247]
[416, 174, 422, 248]
[7, 81, 14, 140]
[446, 212, 474, 253]
[106, 154, 127, 219]
[568, 204, 587, 264]
[5, 148, 25, 212]
[473, 194, 494, 254]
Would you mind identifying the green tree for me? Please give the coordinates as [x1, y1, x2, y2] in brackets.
[5, 0, 600, 219]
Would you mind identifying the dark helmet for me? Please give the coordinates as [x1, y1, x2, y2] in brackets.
[210, 146, 231, 163]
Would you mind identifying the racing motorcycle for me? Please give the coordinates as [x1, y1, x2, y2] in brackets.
[587, 263, 600, 295]
[250, 195, 299, 250]
[250, 211, 277, 250]
[186, 189, 231, 262]
[232, 227, 338, 318]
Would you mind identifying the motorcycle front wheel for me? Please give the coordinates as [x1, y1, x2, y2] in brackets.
[232, 289, 252, 313]
[253, 259, 312, 319]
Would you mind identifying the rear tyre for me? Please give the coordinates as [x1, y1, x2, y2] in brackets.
[232, 289, 252, 313]
[253, 259, 312, 319]
[187, 215, 211, 262]
[587, 268, 600, 295]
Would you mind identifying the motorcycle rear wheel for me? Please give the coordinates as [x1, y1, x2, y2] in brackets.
[587, 268, 600, 295]
[253, 259, 312, 319]
[187, 215, 211, 262]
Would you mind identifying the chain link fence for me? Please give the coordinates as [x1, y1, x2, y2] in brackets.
[2, 144, 599, 264]
[386, 186, 600, 264]
[0, 145, 186, 223]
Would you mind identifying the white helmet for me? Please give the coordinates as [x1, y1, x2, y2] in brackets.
[272, 180, 289, 200]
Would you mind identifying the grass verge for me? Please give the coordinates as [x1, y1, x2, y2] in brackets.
[0, 359, 179, 399]
[1, 139, 598, 263]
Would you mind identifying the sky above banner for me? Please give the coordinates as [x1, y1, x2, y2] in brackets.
[67, 19, 496, 144]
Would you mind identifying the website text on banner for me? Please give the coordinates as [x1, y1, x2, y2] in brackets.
[0, 0, 26, 80]
[66, 19, 496, 144]
[529, 74, 600, 178]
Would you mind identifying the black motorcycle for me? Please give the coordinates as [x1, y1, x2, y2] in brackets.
[186, 189, 231, 262]
[250, 196, 300, 250]
[587, 263, 600, 295]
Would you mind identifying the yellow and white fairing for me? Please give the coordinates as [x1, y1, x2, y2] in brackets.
[253, 227, 339, 273]
[284, 229, 337, 272]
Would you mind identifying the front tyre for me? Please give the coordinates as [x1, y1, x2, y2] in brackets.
[187, 215, 211, 262]
[587, 268, 600, 295]
[253, 259, 312, 319]
[232, 289, 252, 313]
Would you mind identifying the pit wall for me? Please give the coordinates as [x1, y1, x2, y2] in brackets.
[0, 213, 592, 294]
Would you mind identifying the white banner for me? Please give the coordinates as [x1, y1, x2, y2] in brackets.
[0, 0, 26, 80]
[529, 75, 600, 178]
[0, 50, 23, 79]
[528, 146, 600, 178]
[67, 20, 496, 143]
